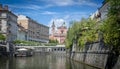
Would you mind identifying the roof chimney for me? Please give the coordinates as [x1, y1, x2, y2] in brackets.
[4, 5, 8, 10]
[0, 4, 3, 10]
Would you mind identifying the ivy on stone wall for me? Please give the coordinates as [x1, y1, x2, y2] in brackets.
[99, 0, 120, 52]
[65, 18, 98, 48]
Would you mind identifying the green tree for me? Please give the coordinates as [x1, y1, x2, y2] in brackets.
[65, 18, 98, 48]
[49, 39, 58, 43]
[100, 0, 120, 52]
[99, 1, 120, 68]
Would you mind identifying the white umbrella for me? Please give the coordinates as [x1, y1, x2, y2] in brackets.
[17, 48, 28, 51]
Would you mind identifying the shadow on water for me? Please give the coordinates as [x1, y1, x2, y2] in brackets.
[0, 53, 99, 69]
[0, 57, 8, 69]
[65, 59, 99, 69]
[0, 57, 15, 69]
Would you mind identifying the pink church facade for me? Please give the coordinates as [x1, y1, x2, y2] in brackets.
[49, 22, 67, 44]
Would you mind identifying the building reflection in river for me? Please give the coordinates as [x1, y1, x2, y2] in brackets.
[0, 53, 98, 69]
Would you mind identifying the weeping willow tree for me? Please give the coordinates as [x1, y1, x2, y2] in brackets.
[65, 18, 98, 48]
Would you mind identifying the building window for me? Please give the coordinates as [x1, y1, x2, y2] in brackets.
[61, 30, 64, 34]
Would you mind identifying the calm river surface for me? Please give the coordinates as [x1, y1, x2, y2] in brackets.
[0, 53, 99, 69]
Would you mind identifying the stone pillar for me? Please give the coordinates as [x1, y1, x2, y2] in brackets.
[6, 43, 10, 52]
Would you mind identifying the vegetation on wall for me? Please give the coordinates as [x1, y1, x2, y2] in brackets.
[42, 39, 58, 46]
[100, 0, 120, 52]
[43, 43, 57, 46]
[65, 0, 120, 52]
[65, 18, 98, 48]
[0, 34, 6, 40]
[99, 1, 120, 69]
[13, 40, 41, 46]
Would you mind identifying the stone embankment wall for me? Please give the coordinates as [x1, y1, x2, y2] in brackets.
[113, 56, 120, 69]
[67, 41, 120, 69]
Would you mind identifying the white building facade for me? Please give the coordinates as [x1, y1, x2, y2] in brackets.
[0, 4, 18, 42]
[17, 15, 49, 43]
[90, 2, 109, 21]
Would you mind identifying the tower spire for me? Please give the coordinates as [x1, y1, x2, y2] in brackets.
[51, 21, 55, 35]
[52, 21, 55, 27]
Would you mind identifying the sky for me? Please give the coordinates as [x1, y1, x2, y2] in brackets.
[0, 0, 103, 29]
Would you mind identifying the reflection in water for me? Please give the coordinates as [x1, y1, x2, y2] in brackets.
[0, 53, 98, 69]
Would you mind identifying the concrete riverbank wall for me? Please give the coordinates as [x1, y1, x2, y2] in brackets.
[67, 41, 120, 69]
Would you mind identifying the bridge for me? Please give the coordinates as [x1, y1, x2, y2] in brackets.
[15, 45, 66, 53]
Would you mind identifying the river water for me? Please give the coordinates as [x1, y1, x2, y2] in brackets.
[0, 53, 99, 69]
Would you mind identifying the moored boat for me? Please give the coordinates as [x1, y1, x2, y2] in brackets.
[15, 48, 33, 57]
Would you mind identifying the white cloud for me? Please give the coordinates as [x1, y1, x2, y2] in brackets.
[28, 5, 42, 9]
[62, 11, 90, 20]
[55, 19, 65, 27]
[9, 4, 42, 10]
[9, 0, 99, 11]
[75, 0, 98, 6]
[48, 18, 65, 27]
[47, 11, 90, 31]
[63, 15, 70, 19]
[40, 0, 74, 6]
[40, 11, 58, 15]
[48, 18, 68, 34]
[9, 4, 53, 10]
[40, 0, 98, 7]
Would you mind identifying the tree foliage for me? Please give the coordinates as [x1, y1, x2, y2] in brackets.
[49, 39, 58, 43]
[100, 0, 120, 51]
[65, 18, 98, 48]
[65, 0, 120, 51]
